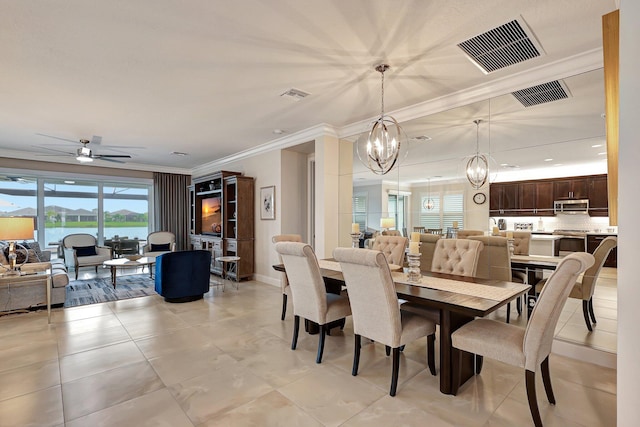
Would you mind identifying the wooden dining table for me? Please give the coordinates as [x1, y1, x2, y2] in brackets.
[511, 254, 562, 316]
[274, 259, 530, 395]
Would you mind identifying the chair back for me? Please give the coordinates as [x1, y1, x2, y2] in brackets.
[524, 252, 594, 371]
[413, 226, 426, 233]
[419, 234, 441, 272]
[334, 247, 402, 347]
[456, 229, 484, 239]
[499, 231, 531, 255]
[275, 242, 328, 324]
[154, 250, 212, 299]
[62, 233, 97, 249]
[573, 236, 617, 300]
[147, 231, 176, 249]
[431, 239, 483, 277]
[469, 236, 511, 281]
[371, 235, 408, 266]
[381, 229, 402, 237]
[427, 228, 443, 235]
[272, 234, 303, 293]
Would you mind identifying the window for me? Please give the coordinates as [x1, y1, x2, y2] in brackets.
[388, 194, 406, 232]
[420, 191, 463, 229]
[352, 192, 367, 231]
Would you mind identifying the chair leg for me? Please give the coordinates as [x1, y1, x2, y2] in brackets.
[316, 325, 326, 363]
[390, 347, 400, 396]
[506, 302, 511, 324]
[385, 345, 391, 356]
[475, 355, 484, 374]
[281, 294, 287, 321]
[516, 295, 522, 315]
[588, 297, 597, 324]
[582, 300, 593, 331]
[541, 356, 556, 405]
[525, 369, 544, 427]
[291, 315, 300, 350]
[451, 348, 462, 396]
[427, 334, 436, 376]
[352, 334, 361, 376]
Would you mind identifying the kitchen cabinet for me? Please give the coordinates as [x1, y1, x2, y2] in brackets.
[553, 177, 589, 200]
[587, 234, 617, 268]
[588, 175, 609, 216]
[489, 182, 519, 215]
[519, 181, 554, 216]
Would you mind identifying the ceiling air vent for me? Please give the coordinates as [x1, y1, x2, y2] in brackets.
[280, 88, 310, 101]
[511, 80, 571, 107]
[457, 18, 544, 73]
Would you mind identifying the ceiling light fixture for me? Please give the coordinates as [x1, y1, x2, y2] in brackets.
[423, 177, 435, 210]
[76, 155, 93, 163]
[355, 64, 406, 175]
[465, 119, 489, 189]
[544, 158, 553, 162]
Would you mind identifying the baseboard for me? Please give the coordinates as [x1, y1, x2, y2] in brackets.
[253, 273, 280, 287]
[552, 338, 617, 369]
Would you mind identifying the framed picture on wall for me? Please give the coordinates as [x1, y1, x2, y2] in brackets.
[260, 185, 275, 220]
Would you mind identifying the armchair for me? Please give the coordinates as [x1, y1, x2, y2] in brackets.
[142, 231, 176, 257]
[62, 233, 112, 280]
[155, 250, 212, 302]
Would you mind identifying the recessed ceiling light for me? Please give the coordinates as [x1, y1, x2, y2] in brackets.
[64, 180, 75, 184]
[544, 158, 553, 162]
[273, 129, 285, 135]
[592, 144, 603, 148]
[170, 151, 189, 156]
[280, 88, 310, 101]
[598, 152, 607, 155]
[554, 163, 563, 166]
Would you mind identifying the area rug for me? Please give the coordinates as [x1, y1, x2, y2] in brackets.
[64, 274, 157, 308]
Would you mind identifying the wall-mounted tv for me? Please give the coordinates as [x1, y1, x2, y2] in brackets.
[201, 196, 222, 235]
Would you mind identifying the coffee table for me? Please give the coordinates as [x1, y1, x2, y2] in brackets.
[103, 256, 156, 289]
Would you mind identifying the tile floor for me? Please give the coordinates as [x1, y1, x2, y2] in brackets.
[0, 271, 617, 426]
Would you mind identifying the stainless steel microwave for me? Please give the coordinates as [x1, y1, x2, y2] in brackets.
[553, 199, 589, 215]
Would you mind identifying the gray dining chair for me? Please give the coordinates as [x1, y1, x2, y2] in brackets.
[275, 241, 352, 363]
[451, 252, 595, 427]
[272, 234, 303, 320]
[334, 247, 436, 396]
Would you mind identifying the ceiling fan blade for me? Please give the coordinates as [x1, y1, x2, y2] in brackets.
[35, 133, 79, 144]
[32, 145, 75, 155]
[95, 157, 126, 164]
[93, 154, 132, 159]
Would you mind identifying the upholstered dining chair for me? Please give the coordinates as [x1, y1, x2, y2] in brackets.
[535, 236, 617, 331]
[430, 238, 484, 277]
[413, 226, 426, 233]
[334, 247, 437, 396]
[371, 235, 408, 271]
[456, 229, 484, 239]
[418, 233, 441, 272]
[500, 230, 532, 315]
[427, 228, 443, 235]
[62, 233, 112, 279]
[142, 231, 176, 257]
[469, 235, 518, 323]
[272, 234, 303, 320]
[451, 252, 594, 427]
[275, 241, 352, 364]
[381, 229, 402, 237]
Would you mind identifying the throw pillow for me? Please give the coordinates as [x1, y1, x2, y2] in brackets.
[150, 243, 171, 252]
[25, 249, 40, 263]
[2, 246, 32, 264]
[0, 246, 9, 265]
[23, 241, 44, 261]
[74, 245, 98, 257]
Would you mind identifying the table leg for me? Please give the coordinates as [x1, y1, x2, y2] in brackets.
[110, 266, 117, 289]
[439, 310, 475, 395]
[46, 273, 51, 324]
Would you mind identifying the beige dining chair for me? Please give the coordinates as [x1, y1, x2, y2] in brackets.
[430, 239, 484, 277]
[500, 230, 532, 314]
[427, 228, 443, 235]
[275, 241, 352, 363]
[381, 229, 402, 237]
[418, 234, 441, 272]
[334, 247, 436, 396]
[413, 226, 426, 233]
[272, 234, 303, 320]
[371, 235, 408, 271]
[456, 229, 484, 239]
[469, 235, 518, 323]
[451, 252, 594, 427]
[536, 236, 617, 331]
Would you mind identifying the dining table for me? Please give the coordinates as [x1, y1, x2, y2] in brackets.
[510, 254, 563, 316]
[274, 259, 530, 395]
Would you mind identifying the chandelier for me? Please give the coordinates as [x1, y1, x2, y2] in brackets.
[356, 64, 406, 175]
[423, 177, 435, 210]
[466, 119, 489, 189]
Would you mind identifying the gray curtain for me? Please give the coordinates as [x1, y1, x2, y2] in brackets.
[153, 172, 191, 251]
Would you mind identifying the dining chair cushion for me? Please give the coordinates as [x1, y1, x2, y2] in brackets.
[418, 234, 441, 273]
[468, 236, 511, 281]
[452, 318, 525, 367]
[371, 235, 408, 267]
[456, 230, 485, 239]
[499, 231, 531, 255]
[431, 239, 483, 277]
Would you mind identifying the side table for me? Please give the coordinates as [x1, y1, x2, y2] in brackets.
[217, 256, 241, 290]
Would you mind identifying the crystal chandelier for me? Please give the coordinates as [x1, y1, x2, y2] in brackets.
[423, 177, 435, 210]
[466, 119, 489, 189]
[356, 64, 406, 175]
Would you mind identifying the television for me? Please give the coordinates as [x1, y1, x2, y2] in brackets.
[201, 196, 222, 235]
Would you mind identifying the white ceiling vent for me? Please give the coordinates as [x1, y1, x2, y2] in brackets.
[457, 18, 544, 74]
[280, 88, 310, 101]
[512, 80, 571, 107]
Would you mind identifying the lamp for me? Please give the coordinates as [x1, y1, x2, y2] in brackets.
[423, 177, 435, 210]
[465, 119, 489, 189]
[380, 217, 395, 232]
[0, 217, 34, 274]
[356, 64, 406, 175]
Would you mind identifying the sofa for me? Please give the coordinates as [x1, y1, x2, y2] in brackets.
[0, 244, 69, 311]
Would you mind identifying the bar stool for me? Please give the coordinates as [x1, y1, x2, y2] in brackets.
[217, 256, 241, 290]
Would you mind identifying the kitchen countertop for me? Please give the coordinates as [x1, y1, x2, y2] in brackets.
[531, 234, 563, 240]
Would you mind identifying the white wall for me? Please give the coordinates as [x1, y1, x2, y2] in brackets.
[280, 149, 307, 237]
[618, 2, 639, 424]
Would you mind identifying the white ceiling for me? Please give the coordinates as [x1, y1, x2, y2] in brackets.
[0, 0, 617, 175]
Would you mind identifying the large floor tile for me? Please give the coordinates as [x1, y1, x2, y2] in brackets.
[342, 394, 456, 427]
[147, 346, 235, 385]
[57, 324, 131, 356]
[0, 359, 60, 402]
[0, 385, 64, 427]
[0, 339, 59, 373]
[239, 345, 321, 388]
[59, 340, 146, 383]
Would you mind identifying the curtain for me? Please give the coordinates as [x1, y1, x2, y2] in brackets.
[153, 172, 191, 250]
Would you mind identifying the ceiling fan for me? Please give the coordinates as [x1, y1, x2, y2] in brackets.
[34, 134, 134, 164]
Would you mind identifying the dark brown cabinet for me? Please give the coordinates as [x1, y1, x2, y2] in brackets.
[553, 177, 589, 200]
[588, 175, 609, 216]
[223, 176, 255, 280]
[489, 183, 519, 215]
[518, 181, 554, 216]
[587, 234, 617, 268]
